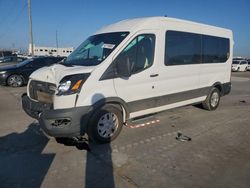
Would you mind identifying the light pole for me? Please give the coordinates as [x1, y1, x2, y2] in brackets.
[28, 0, 34, 56]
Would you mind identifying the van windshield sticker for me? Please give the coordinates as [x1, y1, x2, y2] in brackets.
[102, 44, 115, 49]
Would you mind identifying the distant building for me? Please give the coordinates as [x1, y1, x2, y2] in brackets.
[29, 44, 74, 57]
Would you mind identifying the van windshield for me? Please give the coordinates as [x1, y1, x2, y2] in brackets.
[64, 32, 129, 66]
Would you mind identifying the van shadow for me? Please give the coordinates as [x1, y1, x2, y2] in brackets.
[56, 136, 115, 187]
[0, 123, 55, 188]
[85, 142, 115, 187]
[84, 93, 115, 187]
[58, 93, 116, 187]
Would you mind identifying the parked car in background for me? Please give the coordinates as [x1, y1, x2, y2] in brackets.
[233, 57, 245, 61]
[0, 50, 12, 58]
[232, 60, 248, 72]
[0, 56, 27, 67]
[247, 60, 250, 71]
[0, 56, 63, 87]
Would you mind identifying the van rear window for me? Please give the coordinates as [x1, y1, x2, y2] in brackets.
[202, 35, 229, 63]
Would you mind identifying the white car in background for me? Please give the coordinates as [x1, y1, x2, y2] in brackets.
[232, 60, 248, 72]
[247, 61, 250, 71]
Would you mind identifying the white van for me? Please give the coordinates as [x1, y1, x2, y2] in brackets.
[22, 17, 233, 144]
[232, 60, 248, 72]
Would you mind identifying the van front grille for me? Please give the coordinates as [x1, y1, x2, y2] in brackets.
[29, 80, 56, 103]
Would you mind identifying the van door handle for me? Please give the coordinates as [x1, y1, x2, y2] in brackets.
[150, 74, 159, 77]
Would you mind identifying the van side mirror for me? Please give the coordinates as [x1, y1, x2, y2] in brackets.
[115, 55, 132, 78]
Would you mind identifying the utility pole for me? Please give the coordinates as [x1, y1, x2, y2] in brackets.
[28, 0, 34, 56]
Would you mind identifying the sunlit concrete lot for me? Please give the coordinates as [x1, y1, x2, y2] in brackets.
[0, 72, 250, 188]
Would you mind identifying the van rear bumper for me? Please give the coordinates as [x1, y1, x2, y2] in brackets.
[22, 94, 91, 137]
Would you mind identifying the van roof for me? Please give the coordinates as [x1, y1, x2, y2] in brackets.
[95, 16, 232, 36]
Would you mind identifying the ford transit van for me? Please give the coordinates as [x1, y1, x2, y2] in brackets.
[22, 17, 233, 143]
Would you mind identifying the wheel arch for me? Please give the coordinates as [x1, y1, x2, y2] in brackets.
[91, 97, 130, 122]
[212, 82, 223, 96]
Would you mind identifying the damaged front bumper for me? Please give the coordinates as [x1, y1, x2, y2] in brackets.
[22, 93, 91, 137]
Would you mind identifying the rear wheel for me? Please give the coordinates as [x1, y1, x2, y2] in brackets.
[202, 87, 220, 111]
[87, 104, 123, 144]
[7, 75, 24, 87]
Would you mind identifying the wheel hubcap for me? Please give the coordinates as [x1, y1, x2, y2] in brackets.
[9, 76, 22, 87]
[211, 92, 219, 107]
[97, 112, 119, 138]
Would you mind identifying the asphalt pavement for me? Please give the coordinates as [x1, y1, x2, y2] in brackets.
[0, 72, 250, 188]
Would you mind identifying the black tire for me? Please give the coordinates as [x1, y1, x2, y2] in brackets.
[7, 74, 24, 87]
[202, 87, 220, 111]
[237, 67, 240, 72]
[87, 104, 123, 144]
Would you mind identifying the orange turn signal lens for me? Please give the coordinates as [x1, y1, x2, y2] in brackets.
[72, 80, 83, 90]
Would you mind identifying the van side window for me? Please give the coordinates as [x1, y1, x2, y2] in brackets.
[165, 31, 201, 66]
[118, 34, 155, 74]
[202, 35, 229, 63]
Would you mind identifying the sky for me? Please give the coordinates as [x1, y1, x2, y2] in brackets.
[0, 0, 249, 57]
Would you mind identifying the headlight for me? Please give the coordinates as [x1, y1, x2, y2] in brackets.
[58, 80, 71, 93]
[0, 71, 6, 74]
[56, 73, 90, 96]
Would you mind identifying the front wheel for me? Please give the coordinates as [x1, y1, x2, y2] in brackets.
[87, 104, 123, 144]
[202, 87, 220, 111]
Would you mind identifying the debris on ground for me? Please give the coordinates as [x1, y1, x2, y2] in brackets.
[176, 132, 192, 142]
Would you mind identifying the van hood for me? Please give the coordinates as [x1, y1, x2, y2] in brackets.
[30, 64, 95, 85]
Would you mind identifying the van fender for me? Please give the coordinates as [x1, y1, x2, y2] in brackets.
[212, 82, 223, 95]
[91, 97, 130, 122]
